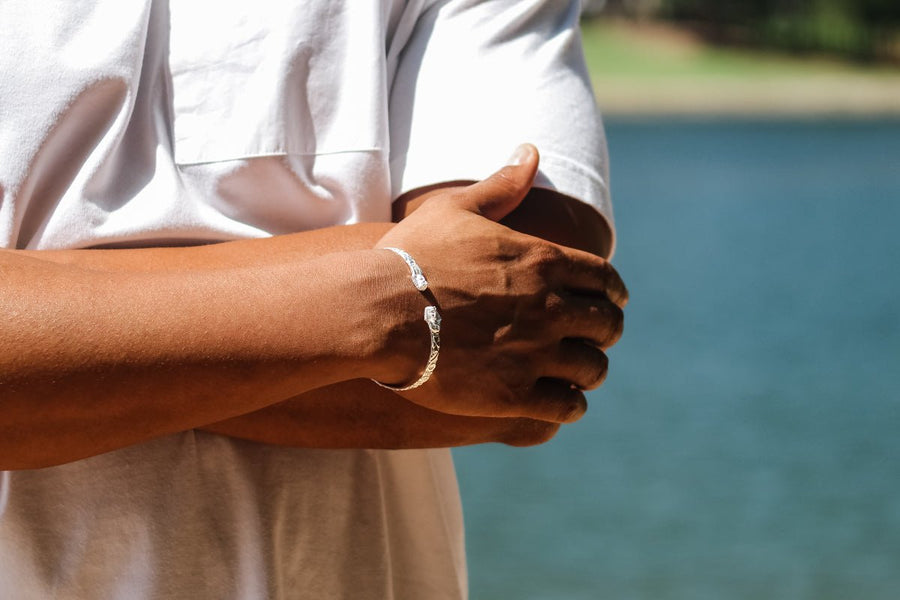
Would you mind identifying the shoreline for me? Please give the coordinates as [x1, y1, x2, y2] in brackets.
[594, 77, 900, 117]
[582, 21, 900, 117]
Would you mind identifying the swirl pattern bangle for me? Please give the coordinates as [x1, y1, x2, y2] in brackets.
[373, 248, 441, 391]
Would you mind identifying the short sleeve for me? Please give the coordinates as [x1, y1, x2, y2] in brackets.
[388, 0, 614, 244]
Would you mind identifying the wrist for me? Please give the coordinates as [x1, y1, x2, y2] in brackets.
[358, 249, 435, 387]
[369, 245, 441, 392]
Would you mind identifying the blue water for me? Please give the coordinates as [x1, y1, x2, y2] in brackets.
[454, 119, 900, 599]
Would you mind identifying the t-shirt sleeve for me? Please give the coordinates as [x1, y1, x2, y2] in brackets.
[388, 0, 614, 249]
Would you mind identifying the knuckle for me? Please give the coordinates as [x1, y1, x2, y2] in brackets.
[503, 419, 560, 447]
[602, 304, 625, 349]
[527, 243, 565, 276]
[542, 291, 567, 320]
[495, 377, 535, 415]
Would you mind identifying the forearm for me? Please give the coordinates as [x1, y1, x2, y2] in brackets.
[22, 184, 612, 453]
[20, 206, 553, 452]
[21, 223, 392, 272]
[5, 156, 624, 461]
[16, 221, 528, 454]
[203, 185, 615, 450]
[202, 379, 558, 449]
[0, 224, 409, 468]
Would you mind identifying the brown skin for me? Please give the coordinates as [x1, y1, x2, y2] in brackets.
[1, 146, 626, 468]
[202, 380, 565, 450]
[373, 149, 625, 422]
[203, 178, 620, 450]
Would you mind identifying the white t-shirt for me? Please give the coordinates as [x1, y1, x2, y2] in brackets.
[0, 0, 612, 598]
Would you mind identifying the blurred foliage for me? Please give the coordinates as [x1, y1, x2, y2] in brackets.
[583, 0, 900, 62]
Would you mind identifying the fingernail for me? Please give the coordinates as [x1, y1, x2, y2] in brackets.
[506, 144, 533, 166]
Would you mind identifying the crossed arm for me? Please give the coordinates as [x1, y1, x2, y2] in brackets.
[0, 148, 624, 469]
[201, 184, 615, 449]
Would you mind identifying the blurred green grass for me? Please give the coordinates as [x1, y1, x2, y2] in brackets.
[580, 21, 900, 115]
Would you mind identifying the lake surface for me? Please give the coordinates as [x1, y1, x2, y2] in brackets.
[454, 119, 900, 599]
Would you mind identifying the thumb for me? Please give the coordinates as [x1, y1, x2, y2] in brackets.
[454, 144, 539, 222]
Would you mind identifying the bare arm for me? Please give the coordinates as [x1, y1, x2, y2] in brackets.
[202, 379, 562, 449]
[202, 172, 619, 449]
[201, 180, 617, 449]
[23, 221, 560, 450]
[0, 228, 414, 469]
[2, 147, 625, 467]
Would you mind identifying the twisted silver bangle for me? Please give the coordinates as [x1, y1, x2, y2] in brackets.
[373, 248, 441, 391]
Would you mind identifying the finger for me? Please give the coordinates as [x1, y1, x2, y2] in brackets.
[522, 378, 588, 424]
[544, 339, 609, 391]
[450, 143, 539, 222]
[545, 291, 624, 350]
[555, 246, 629, 308]
[500, 418, 561, 447]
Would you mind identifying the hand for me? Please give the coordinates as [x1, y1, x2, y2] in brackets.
[374, 145, 627, 424]
[203, 379, 562, 449]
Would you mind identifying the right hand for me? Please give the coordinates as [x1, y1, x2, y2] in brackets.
[374, 145, 627, 424]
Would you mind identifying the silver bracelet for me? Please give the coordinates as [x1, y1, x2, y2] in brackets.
[373, 248, 441, 391]
[381, 246, 429, 291]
